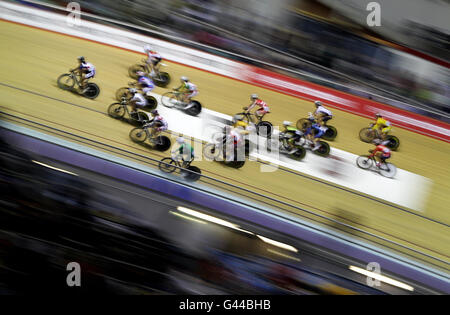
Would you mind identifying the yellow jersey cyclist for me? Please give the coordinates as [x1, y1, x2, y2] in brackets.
[372, 113, 392, 140]
[174, 76, 198, 106]
[172, 137, 194, 167]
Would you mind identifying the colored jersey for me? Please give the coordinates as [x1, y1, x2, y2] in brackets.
[374, 118, 391, 129]
[373, 144, 391, 158]
[315, 105, 332, 117]
[178, 143, 194, 157]
[253, 99, 270, 113]
[151, 115, 168, 131]
[181, 82, 197, 93]
[147, 50, 162, 62]
[306, 124, 326, 138]
[138, 76, 154, 88]
[131, 93, 147, 107]
[80, 62, 95, 73]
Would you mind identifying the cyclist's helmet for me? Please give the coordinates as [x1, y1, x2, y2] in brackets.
[283, 121, 292, 126]
[78, 56, 85, 63]
[373, 139, 381, 145]
[151, 109, 159, 116]
[180, 76, 189, 83]
[144, 45, 152, 53]
[251, 94, 258, 100]
[129, 88, 137, 94]
[314, 101, 322, 107]
[176, 137, 185, 144]
[375, 113, 383, 118]
[136, 71, 145, 77]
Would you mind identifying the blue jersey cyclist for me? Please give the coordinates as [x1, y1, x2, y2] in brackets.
[304, 117, 327, 151]
[136, 71, 155, 96]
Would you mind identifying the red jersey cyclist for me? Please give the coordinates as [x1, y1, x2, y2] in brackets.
[370, 139, 391, 167]
[245, 94, 270, 120]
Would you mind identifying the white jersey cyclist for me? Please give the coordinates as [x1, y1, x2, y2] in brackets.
[136, 71, 155, 94]
[131, 92, 148, 108]
[144, 45, 162, 66]
[314, 104, 332, 117]
[148, 110, 168, 132]
[80, 61, 96, 79]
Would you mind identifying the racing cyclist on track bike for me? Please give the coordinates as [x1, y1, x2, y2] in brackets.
[172, 137, 194, 167]
[245, 94, 270, 121]
[370, 139, 391, 167]
[136, 71, 155, 97]
[173, 76, 198, 106]
[313, 101, 332, 127]
[372, 113, 392, 141]
[128, 88, 148, 115]
[144, 45, 162, 77]
[145, 109, 168, 138]
[70, 56, 96, 94]
[304, 117, 327, 151]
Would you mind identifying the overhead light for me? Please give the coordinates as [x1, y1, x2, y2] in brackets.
[177, 206, 238, 228]
[267, 249, 301, 261]
[349, 266, 414, 292]
[176, 207, 255, 235]
[257, 235, 298, 253]
[32, 160, 78, 176]
[169, 211, 207, 224]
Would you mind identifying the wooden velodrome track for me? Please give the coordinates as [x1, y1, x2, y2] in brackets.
[0, 20, 449, 271]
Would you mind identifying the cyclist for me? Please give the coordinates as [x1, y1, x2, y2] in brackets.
[136, 71, 155, 97]
[172, 137, 194, 167]
[144, 45, 162, 77]
[145, 109, 168, 138]
[224, 126, 246, 162]
[173, 76, 198, 105]
[128, 88, 148, 115]
[372, 113, 391, 140]
[313, 101, 332, 126]
[245, 94, 270, 121]
[370, 139, 391, 167]
[71, 56, 96, 93]
[304, 117, 327, 151]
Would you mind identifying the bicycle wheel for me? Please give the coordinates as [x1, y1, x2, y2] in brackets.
[322, 126, 337, 141]
[107, 103, 125, 119]
[313, 141, 330, 157]
[129, 128, 147, 143]
[128, 64, 146, 79]
[161, 92, 178, 108]
[186, 101, 202, 116]
[359, 128, 376, 143]
[385, 136, 400, 151]
[356, 155, 373, 169]
[203, 143, 221, 160]
[296, 118, 311, 131]
[184, 166, 201, 182]
[154, 72, 171, 87]
[290, 146, 306, 161]
[158, 158, 177, 173]
[57, 74, 75, 90]
[115, 87, 130, 101]
[256, 121, 273, 137]
[83, 83, 100, 99]
[155, 136, 172, 151]
[143, 96, 158, 111]
[379, 163, 397, 178]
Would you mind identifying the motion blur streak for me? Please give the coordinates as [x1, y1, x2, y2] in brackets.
[257, 235, 298, 253]
[32, 160, 78, 176]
